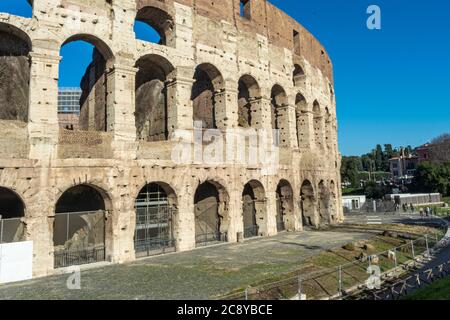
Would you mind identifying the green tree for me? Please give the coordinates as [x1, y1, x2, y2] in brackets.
[363, 181, 389, 199]
[413, 161, 450, 196]
[341, 156, 362, 187]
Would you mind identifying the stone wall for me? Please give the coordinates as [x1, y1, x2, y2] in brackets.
[0, 0, 343, 278]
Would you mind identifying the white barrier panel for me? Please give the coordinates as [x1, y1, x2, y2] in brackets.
[0, 241, 33, 284]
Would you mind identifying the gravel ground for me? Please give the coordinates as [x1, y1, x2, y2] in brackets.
[0, 230, 372, 300]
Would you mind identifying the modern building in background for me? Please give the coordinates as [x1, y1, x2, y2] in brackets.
[57, 88, 81, 130]
[389, 153, 419, 183]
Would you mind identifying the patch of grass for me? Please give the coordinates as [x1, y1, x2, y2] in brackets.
[443, 197, 450, 205]
[403, 276, 450, 300]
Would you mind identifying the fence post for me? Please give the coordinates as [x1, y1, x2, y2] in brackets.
[425, 235, 430, 257]
[298, 275, 302, 300]
[394, 247, 397, 269]
[411, 240, 415, 265]
[245, 287, 248, 301]
[338, 266, 343, 297]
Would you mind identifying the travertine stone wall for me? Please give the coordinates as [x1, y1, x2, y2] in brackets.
[0, 0, 343, 278]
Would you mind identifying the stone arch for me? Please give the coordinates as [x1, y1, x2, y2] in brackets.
[135, 54, 176, 141]
[295, 92, 309, 148]
[0, 22, 32, 122]
[238, 74, 261, 128]
[276, 179, 295, 232]
[135, 3, 175, 46]
[312, 100, 324, 148]
[59, 34, 115, 132]
[242, 179, 267, 238]
[134, 182, 178, 257]
[0, 186, 26, 243]
[293, 64, 305, 87]
[53, 184, 112, 268]
[324, 107, 332, 149]
[194, 180, 229, 245]
[300, 179, 317, 228]
[191, 63, 225, 129]
[318, 180, 330, 226]
[271, 84, 288, 145]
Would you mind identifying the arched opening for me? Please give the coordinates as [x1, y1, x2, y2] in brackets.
[313, 100, 324, 148]
[135, 54, 175, 141]
[58, 35, 114, 132]
[293, 64, 305, 87]
[318, 180, 330, 227]
[0, 23, 31, 122]
[0, 187, 25, 244]
[194, 181, 229, 246]
[135, 5, 174, 46]
[238, 75, 260, 128]
[325, 107, 332, 150]
[300, 180, 317, 228]
[271, 85, 288, 145]
[134, 182, 177, 257]
[0, 1, 33, 18]
[53, 185, 108, 268]
[295, 93, 308, 148]
[191, 64, 224, 129]
[242, 180, 266, 239]
[329, 180, 338, 224]
[276, 180, 295, 232]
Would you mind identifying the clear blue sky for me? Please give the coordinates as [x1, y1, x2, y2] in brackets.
[1, 1, 449, 156]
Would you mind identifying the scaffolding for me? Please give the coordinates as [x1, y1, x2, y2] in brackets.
[134, 184, 175, 257]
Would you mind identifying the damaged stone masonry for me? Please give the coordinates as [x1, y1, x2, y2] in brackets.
[0, 0, 343, 277]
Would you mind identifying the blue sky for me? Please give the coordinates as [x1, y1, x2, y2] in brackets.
[1, 1, 449, 156]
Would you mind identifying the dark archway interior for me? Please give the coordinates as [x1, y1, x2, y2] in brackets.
[135, 55, 174, 141]
[55, 185, 105, 213]
[0, 187, 25, 219]
[242, 183, 258, 237]
[271, 85, 287, 130]
[0, 30, 30, 122]
[300, 180, 315, 227]
[238, 75, 259, 128]
[194, 182, 221, 242]
[192, 67, 216, 129]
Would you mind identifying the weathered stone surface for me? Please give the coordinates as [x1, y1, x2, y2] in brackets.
[0, 0, 344, 278]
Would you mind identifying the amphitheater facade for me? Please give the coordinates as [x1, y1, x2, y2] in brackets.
[0, 0, 343, 277]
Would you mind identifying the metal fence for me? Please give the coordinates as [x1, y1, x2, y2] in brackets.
[0, 217, 24, 244]
[220, 233, 442, 300]
[53, 210, 106, 268]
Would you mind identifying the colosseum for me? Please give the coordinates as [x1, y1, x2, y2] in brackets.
[0, 0, 342, 278]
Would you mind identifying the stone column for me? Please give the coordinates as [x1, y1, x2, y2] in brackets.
[28, 52, 61, 160]
[226, 188, 243, 242]
[297, 109, 313, 149]
[277, 104, 298, 148]
[264, 192, 278, 236]
[213, 86, 238, 130]
[166, 75, 195, 134]
[174, 183, 196, 251]
[106, 64, 138, 160]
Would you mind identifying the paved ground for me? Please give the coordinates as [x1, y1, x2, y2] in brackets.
[0, 230, 372, 300]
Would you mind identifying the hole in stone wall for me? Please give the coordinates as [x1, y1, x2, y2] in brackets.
[240, 0, 251, 19]
[0, 1, 33, 18]
[293, 30, 300, 55]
